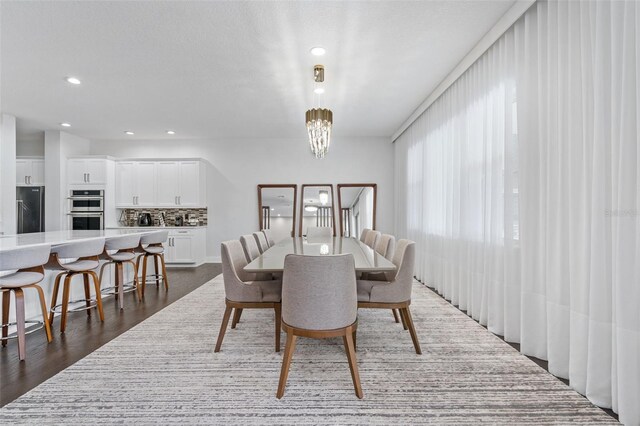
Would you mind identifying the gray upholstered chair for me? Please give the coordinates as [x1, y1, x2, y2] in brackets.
[277, 253, 362, 399]
[0, 245, 53, 361]
[215, 240, 282, 353]
[99, 234, 141, 310]
[262, 229, 275, 247]
[253, 231, 269, 254]
[357, 239, 421, 354]
[359, 229, 371, 243]
[364, 230, 381, 249]
[240, 234, 261, 262]
[135, 230, 169, 297]
[47, 238, 106, 333]
[306, 226, 333, 238]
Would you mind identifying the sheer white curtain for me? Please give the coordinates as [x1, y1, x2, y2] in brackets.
[394, 1, 639, 424]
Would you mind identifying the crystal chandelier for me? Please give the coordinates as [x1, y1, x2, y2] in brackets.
[306, 65, 333, 159]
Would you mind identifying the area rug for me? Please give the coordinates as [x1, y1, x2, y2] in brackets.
[0, 275, 617, 425]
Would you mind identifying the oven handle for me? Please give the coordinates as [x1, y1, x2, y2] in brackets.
[67, 197, 104, 200]
[67, 213, 104, 216]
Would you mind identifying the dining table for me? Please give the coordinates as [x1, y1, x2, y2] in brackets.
[244, 236, 396, 273]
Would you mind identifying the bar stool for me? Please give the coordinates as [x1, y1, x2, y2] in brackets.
[134, 230, 169, 297]
[47, 239, 106, 333]
[99, 234, 142, 310]
[0, 245, 53, 361]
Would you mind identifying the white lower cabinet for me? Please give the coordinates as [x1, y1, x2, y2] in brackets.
[164, 228, 206, 265]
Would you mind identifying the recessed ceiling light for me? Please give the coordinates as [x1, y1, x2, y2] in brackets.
[271, 208, 275, 211]
[125, 131, 134, 135]
[60, 122, 71, 127]
[314, 87, 325, 94]
[166, 130, 175, 135]
[310, 47, 326, 56]
[66, 77, 81, 85]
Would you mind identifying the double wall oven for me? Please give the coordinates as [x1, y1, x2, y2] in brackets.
[68, 190, 104, 230]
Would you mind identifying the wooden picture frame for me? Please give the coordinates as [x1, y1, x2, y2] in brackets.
[337, 183, 377, 237]
[258, 184, 298, 237]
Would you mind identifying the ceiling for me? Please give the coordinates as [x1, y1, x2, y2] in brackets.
[1, 1, 515, 141]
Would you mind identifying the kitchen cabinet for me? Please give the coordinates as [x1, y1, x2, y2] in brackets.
[115, 159, 206, 208]
[16, 158, 44, 186]
[115, 161, 157, 207]
[161, 228, 206, 264]
[68, 158, 107, 185]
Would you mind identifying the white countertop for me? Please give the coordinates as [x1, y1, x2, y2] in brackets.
[0, 229, 157, 252]
[106, 226, 207, 229]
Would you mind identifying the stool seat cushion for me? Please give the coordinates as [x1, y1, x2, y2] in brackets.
[108, 252, 136, 261]
[61, 259, 100, 272]
[0, 271, 44, 288]
[144, 246, 164, 254]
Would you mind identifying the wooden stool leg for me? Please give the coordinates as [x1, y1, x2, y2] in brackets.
[60, 275, 72, 333]
[231, 308, 242, 329]
[33, 285, 53, 343]
[402, 307, 421, 355]
[344, 328, 363, 399]
[2, 291, 10, 346]
[392, 309, 400, 323]
[48, 273, 63, 326]
[126, 260, 142, 301]
[160, 253, 169, 290]
[141, 256, 148, 298]
[14, 288, 26, 361]
[276, 332, 297, 399]
[88, 271, 105, 322]
[214, 305, 233, 353]
[98, 262, 109, 291]
[83, 274, 92, 316]
[154, 255, 160, 287]
[116, 262, 124, 310]
[274, 304, 281, 353]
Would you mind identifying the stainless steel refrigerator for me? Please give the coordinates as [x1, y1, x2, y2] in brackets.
[16, 186, 45, 234]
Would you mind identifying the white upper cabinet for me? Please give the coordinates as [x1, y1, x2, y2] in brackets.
[68, 158, 107, 185]
[115, 159, 205, 208]
[16, 158, 45, 186]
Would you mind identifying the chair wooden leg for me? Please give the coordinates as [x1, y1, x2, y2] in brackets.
[343, 328, 363, 399]
[231, 308, 243, 329]
[126, 260, 142, 301]
[160, 254, 169, 290]
[60, 275, 72, 333]
[214, 305, 233, 353]
[98, 262, 109, 291]
[14, 289, 26, 361]
[399, 308, 408, 330]
[33, 285, 53, 343]
[88, 271, 105, 322]
[154, 255, 160, 287]
[48, 273, 63, 326]
[1, 291, 10, 347]
[83, 274, 92, 316]
[141, 255, 148, 298]
[352, 330, 357, 351]
[274, 304, 281, 353]
[402, 307, 422, 355]
[116, 262, 124, 310]
[276, 332, 297, 399]
[392, 309, 400, 323]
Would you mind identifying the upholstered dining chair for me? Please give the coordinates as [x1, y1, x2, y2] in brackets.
[363, 230, 381, 249]
[262, 229, 275, 247]
[356, 239, 421, 354]
[306, 226, 332, 238]
[359, 229, 371, 243]
[1, 245, 53, 361]
[375, 234, 396, 260]
[240, 234, 261, 262]
[47, 238, 106, 333]
[253, 231, 270, 254]
[277, 253, 362, 399]
[215, 240, 282, 353]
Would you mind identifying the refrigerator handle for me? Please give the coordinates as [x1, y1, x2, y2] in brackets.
[16, 200, 24, 233]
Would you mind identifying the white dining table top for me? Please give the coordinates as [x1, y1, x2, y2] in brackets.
[244, 237, 397, 273]
[0, 229, 156, 253]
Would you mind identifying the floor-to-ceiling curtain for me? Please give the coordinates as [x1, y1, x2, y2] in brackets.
[394, 1, 639, 424]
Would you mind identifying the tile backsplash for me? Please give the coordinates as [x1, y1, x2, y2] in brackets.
[119, 208, 207, 227]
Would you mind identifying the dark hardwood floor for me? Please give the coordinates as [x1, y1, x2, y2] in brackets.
[0, 263, 220, 407]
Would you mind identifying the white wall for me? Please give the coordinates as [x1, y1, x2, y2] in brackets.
[89, 137, 394, 260]
[44, 131, 91, 231]
[0, 114, 17, 234]
[17, 135, 45, 157]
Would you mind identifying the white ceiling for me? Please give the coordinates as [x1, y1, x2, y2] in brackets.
[1, 0, 515, 141]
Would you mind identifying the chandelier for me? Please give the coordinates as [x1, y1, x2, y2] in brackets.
[306, 65, 333, 159]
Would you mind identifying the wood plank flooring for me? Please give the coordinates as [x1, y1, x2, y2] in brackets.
[0, 263, 220, 407]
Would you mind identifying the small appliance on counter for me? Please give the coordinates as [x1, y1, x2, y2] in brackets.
[137, 212, 153, 226]
[175, 215, 184, 227]
[158, 212, 166, 227]
[185, 213, 199, 226]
